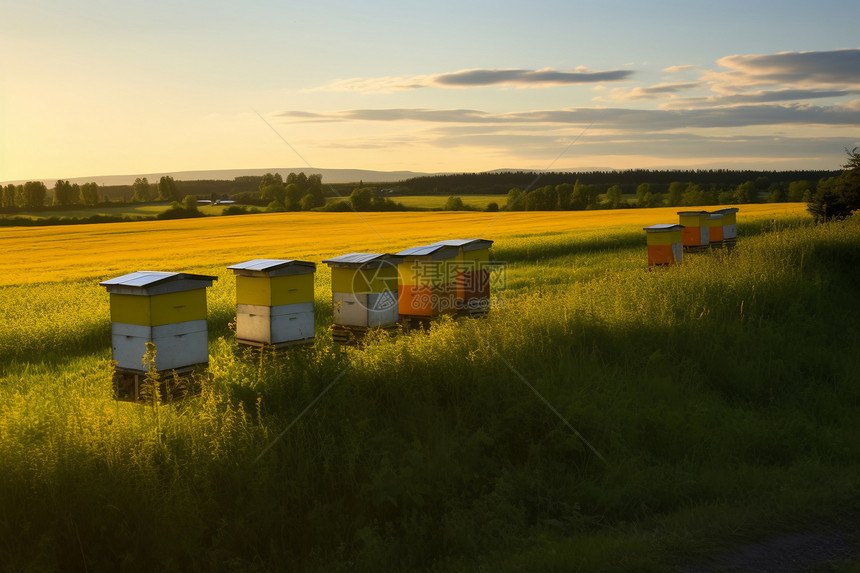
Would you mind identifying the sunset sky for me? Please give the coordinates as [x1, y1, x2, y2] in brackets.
[2, 0, 859, 183]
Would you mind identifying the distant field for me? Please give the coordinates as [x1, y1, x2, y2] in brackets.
[0, 203, 805, 286]
[389, 195, 505, 209]
[2, 203, 226, 220]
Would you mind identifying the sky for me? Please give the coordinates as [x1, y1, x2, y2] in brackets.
[2, 0, 859, 183]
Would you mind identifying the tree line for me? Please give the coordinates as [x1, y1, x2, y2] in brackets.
[398, 169, 839, 196]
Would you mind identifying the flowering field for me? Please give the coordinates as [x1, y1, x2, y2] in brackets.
[3, 203, 859, 572]
[0, 203, 804, 286]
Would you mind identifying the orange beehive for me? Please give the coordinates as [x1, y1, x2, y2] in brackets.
[677, 211, 710, 251]
[427, 239, 494, 314]
[711, 207, 739, 244]
[643, 224, 684, 265]
[706, 213, 725, 245]
[395, 243, 460, 318]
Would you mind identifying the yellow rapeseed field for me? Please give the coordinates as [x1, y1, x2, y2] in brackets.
[0, 203, 806, 286]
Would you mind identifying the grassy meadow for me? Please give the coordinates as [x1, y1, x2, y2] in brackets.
[2, 203, 860, 571]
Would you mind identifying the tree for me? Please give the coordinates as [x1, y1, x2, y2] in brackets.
[734, 181, 754, 204]
[504, 187, 525, 211]
[284, 183, 303, 210]
[22, 181, 47, 208]
[79, 182, 100, 205]
[556, 183, 574, 210]
[300, 193, 324, 210]
[667, 181, 685, 207]
[261, 183, 286, 205]
[635, 183, 650, 207]
[349, 187, 373, 211]
[681, 183, 707, 207]
[787, 180, 810, 202]
[132, 177, 152, 202]
[444, 196, 465, 210]
[807, 148, 860, 222]
[52, 180, 78, 206]
[182, 195, 199, 212]
[2, 184, 17, 208]
[605, 185, 626, 209]
[259, 173, 283, 191]
[157, 176, 180, 202]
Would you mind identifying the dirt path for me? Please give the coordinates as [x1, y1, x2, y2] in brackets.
[679, 515, 860, 572]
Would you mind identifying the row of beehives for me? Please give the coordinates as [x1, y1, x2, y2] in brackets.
[643, 207, 739, 265]
[99, 238, 493, 375]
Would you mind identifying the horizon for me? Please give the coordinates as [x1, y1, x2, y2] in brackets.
[2, 1, 859, 182]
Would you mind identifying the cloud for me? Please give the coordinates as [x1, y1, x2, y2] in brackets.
[663, 88, 860, 108]
[312, 66, 634, 92]
[432, 67, 633, 87]
[706, 48, 860, 93]
[606, 82, 703, 101]
[276, 102, 860, 131]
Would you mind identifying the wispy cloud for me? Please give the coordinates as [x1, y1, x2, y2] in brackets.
[605, 82, 703, 101]
[277, 102, 860, 130]
[312, 67, 634, 93]
[714, 48, 860, 88]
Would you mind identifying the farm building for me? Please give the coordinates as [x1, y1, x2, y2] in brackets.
[322, 253, 403, 341]
[643, 224, 684, 265]
[100, 271, 217, 399]
[395, 242, 461, 320]
[227, 259, 316, 347]
[677, 211, 710, 251]
[711, 207, 739, 245]
[427, 238, 494, 314]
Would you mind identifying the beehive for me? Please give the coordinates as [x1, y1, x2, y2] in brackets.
[643, 224, 684, 265]
[395, 243, 461, 318]
[711, 207, 739, 244]
[322, 253, 403, 329]
[428, 238, 494, 314]
[100, 271, 216, 373]
[706, 213, 725, 245]
[227, 259, 316, 347]
[677, 211, 710, 251]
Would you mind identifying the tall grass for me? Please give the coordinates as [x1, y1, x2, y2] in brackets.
[0, 214, 858, 571]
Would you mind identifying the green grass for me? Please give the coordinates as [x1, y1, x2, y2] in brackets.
[3, 203, 226, 220]
[1, 216, 859, 571]
[325, 194, 506, 210]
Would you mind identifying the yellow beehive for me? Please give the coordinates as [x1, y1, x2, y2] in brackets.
[711, 207, 739, 244]
[677, 211, 710, 251]
[227, 259, 316, 347]
[395, 243, 461, 318]
[643, 224, 684, 265]
[322, 253, 402, 329]
[100, 271, 216, 373]
[428, 239, 494, 314]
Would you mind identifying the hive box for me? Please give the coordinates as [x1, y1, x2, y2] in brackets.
[706, 213, 725, 245]
[677, 211, 710, 251]
[227, 259, 316, 347]
[427, 238, 494, 313]
[322, 253, 403, 328]
[643, 224, 684, 265]
[711, 207, 739, 243]
[395, 243, 460, 318]
[100, 271, 216, 372]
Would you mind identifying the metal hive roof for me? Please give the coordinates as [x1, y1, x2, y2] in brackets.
[322, 253, 389, 265]
[99, 271, 217, 288]
[427, 238, 494, 251]
[643, 224, 685, 232]
[227, 259, 316, 272]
